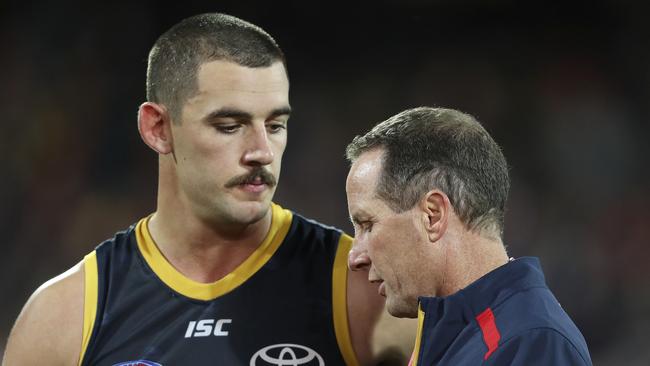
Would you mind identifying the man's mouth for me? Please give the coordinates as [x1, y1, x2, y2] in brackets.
[239, 178, 268, 193]
[226, 169, 277, 192]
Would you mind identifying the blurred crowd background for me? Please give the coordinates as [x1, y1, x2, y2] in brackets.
[1, 1, 649, 364]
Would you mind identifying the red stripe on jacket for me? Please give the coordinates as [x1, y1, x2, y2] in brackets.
[476, 307, 501, 360]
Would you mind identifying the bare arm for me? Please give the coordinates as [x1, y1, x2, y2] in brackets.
[371, 309, 418, 364]
[2, 262, 84, 366]
[347, 264, 383, 365]
[347, 268, 417, 366]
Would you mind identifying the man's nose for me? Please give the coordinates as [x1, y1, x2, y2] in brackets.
[348, 241, 371, 271]
[242, 125, 274, 166]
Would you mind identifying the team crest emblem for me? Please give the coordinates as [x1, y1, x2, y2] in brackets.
[250, 343, 324, 366]
[112, 361, 162, 366]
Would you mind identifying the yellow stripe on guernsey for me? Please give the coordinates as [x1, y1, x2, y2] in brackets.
[136, 203, 293, 301]
[79, 251, 99, 366]
[409, 304, 425, 366]
[332, 233, 360, 366]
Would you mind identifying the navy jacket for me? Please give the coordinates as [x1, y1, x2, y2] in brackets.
[411, 257, 592, 365]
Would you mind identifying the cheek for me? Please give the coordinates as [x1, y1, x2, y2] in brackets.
[366, 233, 392, 263]
[178, 142, 234, 181]
[272, 136, 287, 156]
[174, 130, 211, 163]
[372, 228, 413, 271]
[268, 136, 287, 176]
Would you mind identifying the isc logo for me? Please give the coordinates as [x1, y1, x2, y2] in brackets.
[184, 319, 232, 338]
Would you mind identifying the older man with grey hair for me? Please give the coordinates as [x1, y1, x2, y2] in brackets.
[346, 107, 592, 365]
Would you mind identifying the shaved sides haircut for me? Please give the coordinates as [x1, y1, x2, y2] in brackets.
[146, 13, 286, 123]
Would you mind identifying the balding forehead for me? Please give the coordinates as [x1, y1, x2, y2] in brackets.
[351, 149, 384, 177]
[347, 149, 384, 198]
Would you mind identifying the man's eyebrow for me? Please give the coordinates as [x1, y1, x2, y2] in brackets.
[269, 106, 292, 119]
[204, 108, 253, 122]
[203, 106, 292, 122]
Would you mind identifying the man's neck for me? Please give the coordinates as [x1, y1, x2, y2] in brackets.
[436, 225, 510, 297]
[147, 203, 273, 284]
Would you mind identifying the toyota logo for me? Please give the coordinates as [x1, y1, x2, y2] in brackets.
[250, 343, 325, 366]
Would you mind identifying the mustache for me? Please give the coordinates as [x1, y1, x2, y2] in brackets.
[225, 168, 277, 188]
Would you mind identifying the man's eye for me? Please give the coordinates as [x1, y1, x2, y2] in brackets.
[267, 123, 287, 133]
[216, 125, 240, 134]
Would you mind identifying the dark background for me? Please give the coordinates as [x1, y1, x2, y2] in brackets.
[1, 1, 649, 364]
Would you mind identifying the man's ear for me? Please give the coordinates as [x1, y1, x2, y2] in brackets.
[420, 190, 451, 243]
[138, 102, 174, 154]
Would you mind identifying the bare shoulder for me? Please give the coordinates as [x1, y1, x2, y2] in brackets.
[347, 268, 417, 366]
[2, 261, 85, 366]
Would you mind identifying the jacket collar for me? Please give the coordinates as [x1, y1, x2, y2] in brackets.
[419, 257, 546, 318]
[413, 257, 547, 363]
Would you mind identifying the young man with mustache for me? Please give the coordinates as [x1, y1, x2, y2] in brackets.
[3, 13, 410, 366]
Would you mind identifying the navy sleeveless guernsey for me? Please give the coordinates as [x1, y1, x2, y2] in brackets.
[78, 203, 357, 366]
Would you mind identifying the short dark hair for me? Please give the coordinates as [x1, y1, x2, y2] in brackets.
[146, 13, 286, 123]
[346, 107, 510, 238]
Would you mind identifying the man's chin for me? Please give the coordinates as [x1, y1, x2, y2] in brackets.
[229, 200, 272, 224]
[386, 298, 419, 319]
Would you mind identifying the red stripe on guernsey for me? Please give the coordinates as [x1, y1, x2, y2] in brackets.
[476, 308, 501, 360]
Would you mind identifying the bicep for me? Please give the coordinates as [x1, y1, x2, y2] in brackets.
[347, 267, 418, 365]
[372, 310, 418, 364]
[346, 264, 384, 365]
[2, 263, 84, 366]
